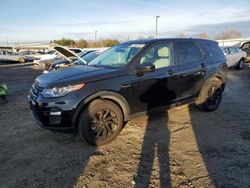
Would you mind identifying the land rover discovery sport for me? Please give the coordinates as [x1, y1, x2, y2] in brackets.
[28, 38, 227, 146]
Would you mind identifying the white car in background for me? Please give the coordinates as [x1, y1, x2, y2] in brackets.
[221, 46, 247, 69]
[34, 50, 62, 68]
[0, 50, 26, 63]
[19, 51, 45, 62]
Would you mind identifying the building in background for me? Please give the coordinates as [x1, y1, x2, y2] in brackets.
[217, 37, 250, 47]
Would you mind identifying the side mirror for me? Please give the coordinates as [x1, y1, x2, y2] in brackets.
[136, 62, 155, 74]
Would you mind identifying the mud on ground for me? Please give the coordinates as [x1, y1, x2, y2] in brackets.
[0, 63, 249, 188]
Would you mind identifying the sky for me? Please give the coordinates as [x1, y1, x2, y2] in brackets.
[0, 0, 250, 45]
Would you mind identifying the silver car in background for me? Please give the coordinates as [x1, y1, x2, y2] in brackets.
[221, 46, 247, 69]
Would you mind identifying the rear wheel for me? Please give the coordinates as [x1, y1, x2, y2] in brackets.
[236, 58, 244, 70]
[78, 99, 124, 146]
[197, 78, 223, 112]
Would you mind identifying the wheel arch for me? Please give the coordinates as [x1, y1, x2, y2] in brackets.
[240, 57, 246, 63]
[72, 90, 131, 128]
[196, 74, 225, 105]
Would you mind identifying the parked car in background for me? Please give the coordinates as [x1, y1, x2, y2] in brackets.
[44, 49, 103, 73]
[240, 41, 250, 62]
[69, 48, 84, 54]
[43, 47, 88, 73]
[28, 38, 227, 146]
[0, 50, 26, 63]
[34, 50, 62, 68]
[19, 51, 45, 62]
[221, 46, 247, 69]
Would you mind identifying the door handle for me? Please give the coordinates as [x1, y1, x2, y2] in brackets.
[168, 69, 177, 75]
[121, 83, 131, 88]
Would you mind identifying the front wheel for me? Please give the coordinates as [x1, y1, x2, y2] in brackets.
[78, 99, 124, 146]
[236, 59, 244, 70]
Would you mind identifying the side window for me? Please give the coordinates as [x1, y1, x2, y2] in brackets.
[222, 48, 229, 55]
[229, 47, 238, 54]
[140, 43, 174, 69]
[198, 41, 225, 63]
[176, 41, 203, 64]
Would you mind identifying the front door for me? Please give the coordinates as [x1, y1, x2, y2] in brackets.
[128, 42, 179, 114]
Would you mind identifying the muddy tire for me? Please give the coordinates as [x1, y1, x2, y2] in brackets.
[78, 99, 124, 146]
[197, 78, 223, 112]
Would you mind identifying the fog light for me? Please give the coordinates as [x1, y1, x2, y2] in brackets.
[50, 111, 61, 116]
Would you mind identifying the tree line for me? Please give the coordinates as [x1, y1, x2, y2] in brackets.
[50, 38, 119, 48]
[51, 29, 244, 48]
[177, 29, 243, 40]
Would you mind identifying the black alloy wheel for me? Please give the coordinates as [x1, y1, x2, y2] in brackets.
[78, 99, 124, 146]
[89, 109, 118, 139]
[203, 87, 222, 111]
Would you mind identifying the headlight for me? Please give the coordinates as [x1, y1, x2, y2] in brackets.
[42, 84, 84, 98]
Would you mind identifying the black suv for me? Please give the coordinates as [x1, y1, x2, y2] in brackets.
[28, 38, 227, 146]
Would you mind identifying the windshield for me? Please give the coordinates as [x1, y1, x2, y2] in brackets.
[83, 51, 101, 62]
[78, 51, 87, 57]
[88, 43, 145, 68]
[47, 50, 56, 54]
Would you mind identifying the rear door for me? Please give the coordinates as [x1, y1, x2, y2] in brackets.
[224, 47, 235, 67]
[175, 41, 206, 101]
[229, 47, 240, 64]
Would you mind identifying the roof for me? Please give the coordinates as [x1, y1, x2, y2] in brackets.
[120, 38, 216, 45]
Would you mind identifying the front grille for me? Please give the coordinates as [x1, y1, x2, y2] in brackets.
[32, 82, 43, 97]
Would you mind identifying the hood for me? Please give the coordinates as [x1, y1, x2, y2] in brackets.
[54, 46, 88, 65]
[36, 65, 118, 88]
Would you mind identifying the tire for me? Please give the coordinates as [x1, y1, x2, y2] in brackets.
[236, 58, 244, 70]
[18, 57, 25, 63]
[197, 78, 223, 112]
[78, 99, 124, 146]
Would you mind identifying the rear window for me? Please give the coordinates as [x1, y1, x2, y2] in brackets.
[198, 41, 225, 62]
[176, 41, 203, 64]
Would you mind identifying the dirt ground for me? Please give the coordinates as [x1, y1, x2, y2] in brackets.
[0, 62, 250, 188]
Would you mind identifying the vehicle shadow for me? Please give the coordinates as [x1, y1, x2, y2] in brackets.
[188, 92, 250, 187]
[188, 66, 250, 187]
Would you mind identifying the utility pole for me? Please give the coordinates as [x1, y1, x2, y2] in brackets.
[155, 16, 160, 38]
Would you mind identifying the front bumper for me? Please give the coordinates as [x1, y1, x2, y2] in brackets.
[28, 93, 76, 132]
